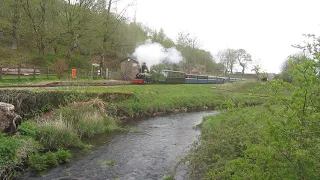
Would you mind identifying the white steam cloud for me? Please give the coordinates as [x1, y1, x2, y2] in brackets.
[132, 39, 183, 68]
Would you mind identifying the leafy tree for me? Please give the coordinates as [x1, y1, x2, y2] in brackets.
[217, 49, 237, 75]
[235, 49, 252, 74]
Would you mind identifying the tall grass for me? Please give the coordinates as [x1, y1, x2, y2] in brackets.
[21, 98, 122, 149]
[36, 117, 82, 148]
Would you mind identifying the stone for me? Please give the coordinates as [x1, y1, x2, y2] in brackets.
[0, 102, 22, 134]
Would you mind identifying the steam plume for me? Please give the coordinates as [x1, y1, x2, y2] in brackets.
[132, 39, 183, 68]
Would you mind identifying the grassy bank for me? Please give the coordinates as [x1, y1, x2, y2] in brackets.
[0, 99, 122, 179]
[186, 106, 270, 179]
[0, 81, 266, 179]
[187, 80, 320, 179]
[34, 82, 266, 119]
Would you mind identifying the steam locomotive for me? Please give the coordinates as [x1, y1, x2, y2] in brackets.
[132, 69, 238, 84]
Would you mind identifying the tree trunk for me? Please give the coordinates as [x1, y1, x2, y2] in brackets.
[11, 0, 20, 50]
[230, 64, 233, 74]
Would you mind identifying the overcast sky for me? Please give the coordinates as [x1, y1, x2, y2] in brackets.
[119, 0, 320, 73]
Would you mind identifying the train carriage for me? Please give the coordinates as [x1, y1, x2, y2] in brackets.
[197, 75, 208, 84]
[153, 70, 185, 84]
[207, 76, 218, 84]
[185, 74, 198, 84]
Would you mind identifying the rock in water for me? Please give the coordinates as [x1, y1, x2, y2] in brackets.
[0, 102, 22, 134]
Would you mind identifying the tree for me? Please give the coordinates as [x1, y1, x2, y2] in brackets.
[20, 0, 48, 56]
[152, 28, 175, 48]
[280, 53, 306, 83]
[251, 60, 261, 79]
[217, 49, 237, 75]
[53, 59, 68, 79]
[176, 31, 202, 73]
[235, 49, 252, 74]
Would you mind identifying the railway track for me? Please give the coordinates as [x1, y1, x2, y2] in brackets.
[0, 81, 132, 88]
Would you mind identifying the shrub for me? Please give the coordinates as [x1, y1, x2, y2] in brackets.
[0, 135, 20, 176]
[55, 149, 72, 163]
[44, 151, 58, 167]
[28, 150, 70, 171]
[28, 153, 47, 171]
[18, 121, 37, 138]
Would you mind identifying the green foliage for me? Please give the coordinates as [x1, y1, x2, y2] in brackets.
[0, 134, 40, 178]
[187, 52, 320, 179]
[44, 151, 58, 167]
[18, 121, 37, 138]
[0, 135, 20, 172]
[55, 149, 72, 163]
[28, 153, 48, 171]
[28, 149, 70, 171]
[162, 174, 175, 180]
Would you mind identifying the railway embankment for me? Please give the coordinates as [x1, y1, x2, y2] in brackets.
[0, 82, 266, 179]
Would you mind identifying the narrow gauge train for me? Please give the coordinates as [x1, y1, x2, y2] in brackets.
[131, 69, 238, 84]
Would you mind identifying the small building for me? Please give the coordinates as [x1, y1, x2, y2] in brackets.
[120, 57, 140, 80]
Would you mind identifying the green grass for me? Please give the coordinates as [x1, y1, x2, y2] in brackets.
[0, 75, 118, 86]
[0, 75, 59, 85]
[33, 82, 266, 118]
[187, 106, 270, 180]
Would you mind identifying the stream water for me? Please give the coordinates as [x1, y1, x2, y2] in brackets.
[20, 111, 218, 180]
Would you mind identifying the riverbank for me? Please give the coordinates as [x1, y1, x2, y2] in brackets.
[186, 79, 320, 179]
[0, 82, 266, 179]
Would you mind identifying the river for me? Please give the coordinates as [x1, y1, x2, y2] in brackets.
[21, 111, 218, 180]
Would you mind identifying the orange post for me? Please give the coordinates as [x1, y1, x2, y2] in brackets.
[71, 69, 77, 78]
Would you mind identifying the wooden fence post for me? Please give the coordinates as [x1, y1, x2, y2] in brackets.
[33, 66, 36, 79]
[47, 67, 49, 78]
[18, 65, 21, 80]
[0, 67, 2, 80]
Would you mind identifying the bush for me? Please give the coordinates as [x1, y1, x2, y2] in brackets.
[44, 151, 58, 167]
[28, 153, 47, 171]
[28, 150, 65, 171]
[55, 149, 72, 163]
[0, 135, 20, 176]
[18, 121, 37, 138]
